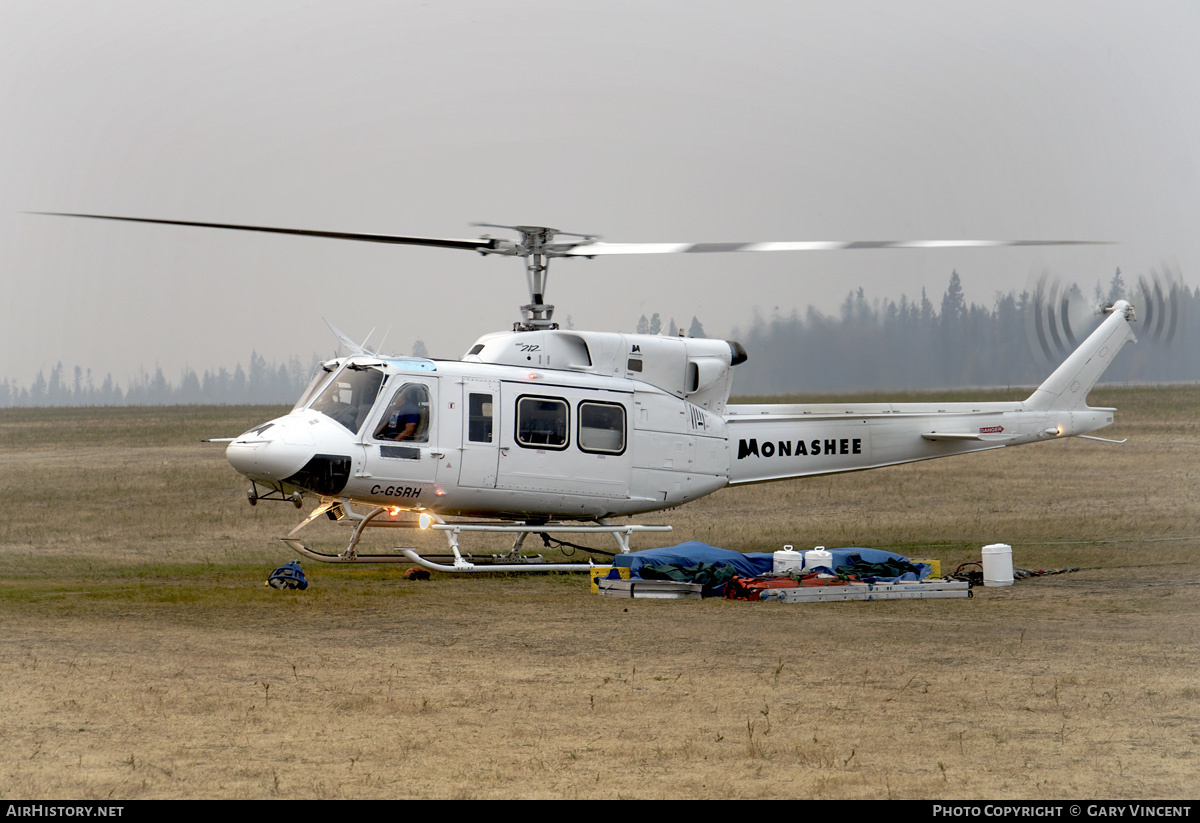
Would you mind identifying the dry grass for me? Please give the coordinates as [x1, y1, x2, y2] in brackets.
[1, 387, 1197, 799]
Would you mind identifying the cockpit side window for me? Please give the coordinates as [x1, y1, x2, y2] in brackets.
[310, 365, 385, 433]
[373, 383, 431, 442]
[468, 392, 493, 443]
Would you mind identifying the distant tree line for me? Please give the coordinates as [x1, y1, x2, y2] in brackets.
[1, 352, 324, 408]
[4, 276, 1197, 406]
[1, 338, 442, 408]
[635, 313, 707, 339]
[728, 269, 1200, 395]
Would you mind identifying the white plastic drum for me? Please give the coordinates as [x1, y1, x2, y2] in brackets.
[981, 543, 1014, 587]
[773, 545, 805, 574]
[804, 547, 834, 573]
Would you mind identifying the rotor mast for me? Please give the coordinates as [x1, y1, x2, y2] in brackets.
[517, 225, 557, 331]
[473, 223, 598, 332]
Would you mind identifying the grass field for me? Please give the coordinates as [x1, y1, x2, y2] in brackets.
[1, 387, 1197, 799]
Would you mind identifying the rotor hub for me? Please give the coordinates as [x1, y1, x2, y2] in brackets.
[472, 223, 599, 331]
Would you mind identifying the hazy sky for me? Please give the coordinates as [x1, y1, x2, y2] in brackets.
[3, 1, 1198, 387]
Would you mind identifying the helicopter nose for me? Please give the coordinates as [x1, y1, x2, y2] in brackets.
[225, 415, 319, 483]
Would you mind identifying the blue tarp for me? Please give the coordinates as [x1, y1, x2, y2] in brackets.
[609, 542, 773, 578]
[609, 543, 929, 583]
[805, 547, 931, 581]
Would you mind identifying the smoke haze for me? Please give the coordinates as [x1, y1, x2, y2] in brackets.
[3, 1, 1198, 388]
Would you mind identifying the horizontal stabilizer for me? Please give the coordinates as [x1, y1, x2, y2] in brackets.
[921, 432, 1010, 442]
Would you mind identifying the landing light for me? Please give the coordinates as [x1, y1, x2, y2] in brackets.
[419, 513, 433, 530]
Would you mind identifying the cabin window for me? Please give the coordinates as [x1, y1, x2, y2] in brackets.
[310, 365, 384, 433]
[627, 358, 643, 373]
[578, 401, 626, 455]
[468, 392, 493, 443]
[373, 383, 431, 442]
[515, 396, 569, 450]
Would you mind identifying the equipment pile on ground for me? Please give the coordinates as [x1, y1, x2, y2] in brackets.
[595, 542, 970, 602]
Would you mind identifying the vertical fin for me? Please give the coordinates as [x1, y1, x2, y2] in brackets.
[1025, 301, 1137, 411]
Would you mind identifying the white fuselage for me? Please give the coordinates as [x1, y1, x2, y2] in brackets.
[227, 357, 730, 519]
[225, 303, 1136, 521]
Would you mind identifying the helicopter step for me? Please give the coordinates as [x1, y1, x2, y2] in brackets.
[280, 500, 671, 571]
[245, 481, 303, 508]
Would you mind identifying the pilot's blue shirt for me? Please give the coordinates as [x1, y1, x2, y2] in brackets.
[387, 400, 421, 437]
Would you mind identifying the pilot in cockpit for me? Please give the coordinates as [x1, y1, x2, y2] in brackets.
[375, 384, 426, 442]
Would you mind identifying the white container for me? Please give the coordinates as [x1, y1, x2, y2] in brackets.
[981, 543, 1014, 587]
[804, 546, 834, 572]
[773, 545, 805, 574]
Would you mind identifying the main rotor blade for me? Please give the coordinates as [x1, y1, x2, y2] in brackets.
[34, 213, 1111, 260]
[557, 239, 1112, 256]
[30, 212, 505, 253]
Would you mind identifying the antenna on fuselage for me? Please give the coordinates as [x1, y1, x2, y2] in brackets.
[324, 318, 376, 356]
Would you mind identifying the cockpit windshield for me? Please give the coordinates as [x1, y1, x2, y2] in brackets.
[309, 364, 385, 433]
[292, 362, 338, 412]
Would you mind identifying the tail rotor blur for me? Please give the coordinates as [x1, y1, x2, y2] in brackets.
[1026, 265, 1187, 368]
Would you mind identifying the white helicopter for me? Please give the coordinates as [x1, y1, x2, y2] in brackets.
[41, 213, 1137, 572]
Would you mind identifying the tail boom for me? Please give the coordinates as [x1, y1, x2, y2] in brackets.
[723, 301, 1135, 486]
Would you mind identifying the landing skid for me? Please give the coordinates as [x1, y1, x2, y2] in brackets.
[280, 500, 671, 573]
